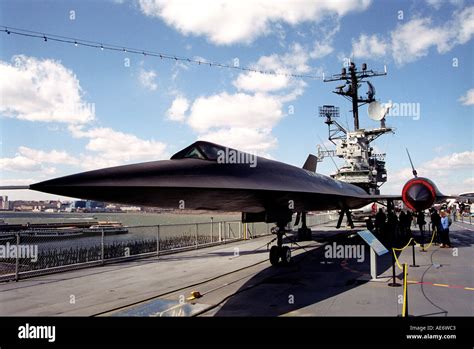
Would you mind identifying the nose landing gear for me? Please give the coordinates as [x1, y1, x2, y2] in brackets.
[269, 221, 292, 266]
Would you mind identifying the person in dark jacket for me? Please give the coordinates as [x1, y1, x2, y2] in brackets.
[417, 211, 426, 245]
[365, 216, 374, 232]
[405, 210, 413, 236]
[374, 208, 386, 236]
[386, 211, 399, 247]
[399, 210, 407, 238]
[430, 209, 441, 245]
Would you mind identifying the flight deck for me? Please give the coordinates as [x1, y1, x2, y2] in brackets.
[0, 221, 472, 317]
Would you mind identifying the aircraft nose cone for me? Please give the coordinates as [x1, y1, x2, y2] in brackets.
[407, 183, 431, 202]
[402, 179, 436, 211]
[28, 158, 226, 209]
[29, 160, 184, 202]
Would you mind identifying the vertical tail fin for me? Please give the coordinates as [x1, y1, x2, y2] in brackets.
[302, 154, 318, 172]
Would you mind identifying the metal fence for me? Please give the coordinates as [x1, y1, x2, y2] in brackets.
[459, 214, 473, 225]
[0, 212, 336, 282]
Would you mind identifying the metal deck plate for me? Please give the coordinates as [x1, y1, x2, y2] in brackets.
[113, 298, 210, 317]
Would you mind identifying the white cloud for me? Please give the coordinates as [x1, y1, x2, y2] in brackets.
[310, 21, 340, 59]
[310, 42, 334, 59]
[187, 92, 283, 132]
[0, 55, 94, 124]
[69, 126, 168, 170]
[463, 177, 474, 187]
[422, 151, 474, 171]
[351, 34, 388, 59]
[0, 156, 43, 172]
[350, 6, 474, 65]
[459, 88, 474, 106]
[138, 0, 371, 45]
[184, 92, 284, 154]
[426, 0, 464, 10]
[0, 147, 78, 174]
[166, 96, 189, 122]
[233, 72, 290, 93]
[391, 6, 474, 65]
[391, 18, 451, 65]
[0, 156, 57, 175]
[2, 124, 169, 175]
[17, 147, 79, 166]
[138, 68, 158, 91]
[456, 6, 474, 44]
[279, 43, 312, 74]
[174, 44, 312, 154]
[198, 127, 277, 155]
[232, 43, 309, 96]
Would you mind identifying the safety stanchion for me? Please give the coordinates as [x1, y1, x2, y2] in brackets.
[389, 227, 437, 291]
[402, 263, 409, 317]
[388, 250, 401, 287]
[410, 241, 419, 267]
[392, 253, 410, 316]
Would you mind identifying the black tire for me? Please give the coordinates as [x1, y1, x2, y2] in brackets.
[297, 228, 305, 241]
[280, 246, 291, 265]
[298, 228, 312, 241]
[305, 228, 312, 241]
[269, 246, 280, 265]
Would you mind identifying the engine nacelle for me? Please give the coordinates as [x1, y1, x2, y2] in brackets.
[402, 177, 438, 212]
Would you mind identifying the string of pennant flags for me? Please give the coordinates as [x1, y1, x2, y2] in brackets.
[0, 25, 324, 80]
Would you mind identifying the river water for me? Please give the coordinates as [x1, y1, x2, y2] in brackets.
[0, 211, 239, 226]
[0, 211, 242, 251]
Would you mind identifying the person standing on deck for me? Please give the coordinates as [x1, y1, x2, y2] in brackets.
[440, 211, 452, 248]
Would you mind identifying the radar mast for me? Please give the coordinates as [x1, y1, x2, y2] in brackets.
[318, 62, 394, 195]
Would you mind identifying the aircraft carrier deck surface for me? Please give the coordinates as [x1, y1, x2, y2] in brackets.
[0, 221, 472, 317]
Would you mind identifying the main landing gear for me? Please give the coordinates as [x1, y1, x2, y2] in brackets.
[296, 211, 312, 241]
[269, 221, 292, 266]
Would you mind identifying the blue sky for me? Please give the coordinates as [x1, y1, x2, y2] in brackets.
[0, 0, 473, 200]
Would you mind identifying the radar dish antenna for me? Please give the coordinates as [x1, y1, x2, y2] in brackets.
[368, 101, 389, 121]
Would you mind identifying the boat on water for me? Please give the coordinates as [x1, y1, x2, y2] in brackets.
[0, 221, 128, 241]
[85, 221, 129, 235]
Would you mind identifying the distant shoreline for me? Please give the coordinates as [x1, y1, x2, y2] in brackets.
[0, 210, 239, 215]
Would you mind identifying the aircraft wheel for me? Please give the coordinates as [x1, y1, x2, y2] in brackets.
[298, 228, 312, 241]
[269, 246, 280, 265]
[297, 228, 305, 241]
[280, 246, 291, 265]
[305, 228, 312, 240]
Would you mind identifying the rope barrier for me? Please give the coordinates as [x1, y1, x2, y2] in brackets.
[421, 227, 437, 251]
[390, 227, 438, 317]
[392, 249, 403, 270]
[392, 237, 414, 251]
[391, 228, 437, 271]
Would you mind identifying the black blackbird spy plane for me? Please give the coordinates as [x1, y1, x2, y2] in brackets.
[2, 141, 448, 265]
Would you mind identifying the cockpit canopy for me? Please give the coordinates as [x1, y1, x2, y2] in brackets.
[171, 141, 231, 161]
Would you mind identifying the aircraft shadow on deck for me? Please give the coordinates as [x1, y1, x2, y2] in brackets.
[213, 231, 396, 316]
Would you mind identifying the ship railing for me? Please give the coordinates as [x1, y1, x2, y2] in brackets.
[0, 212, 337, 282]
